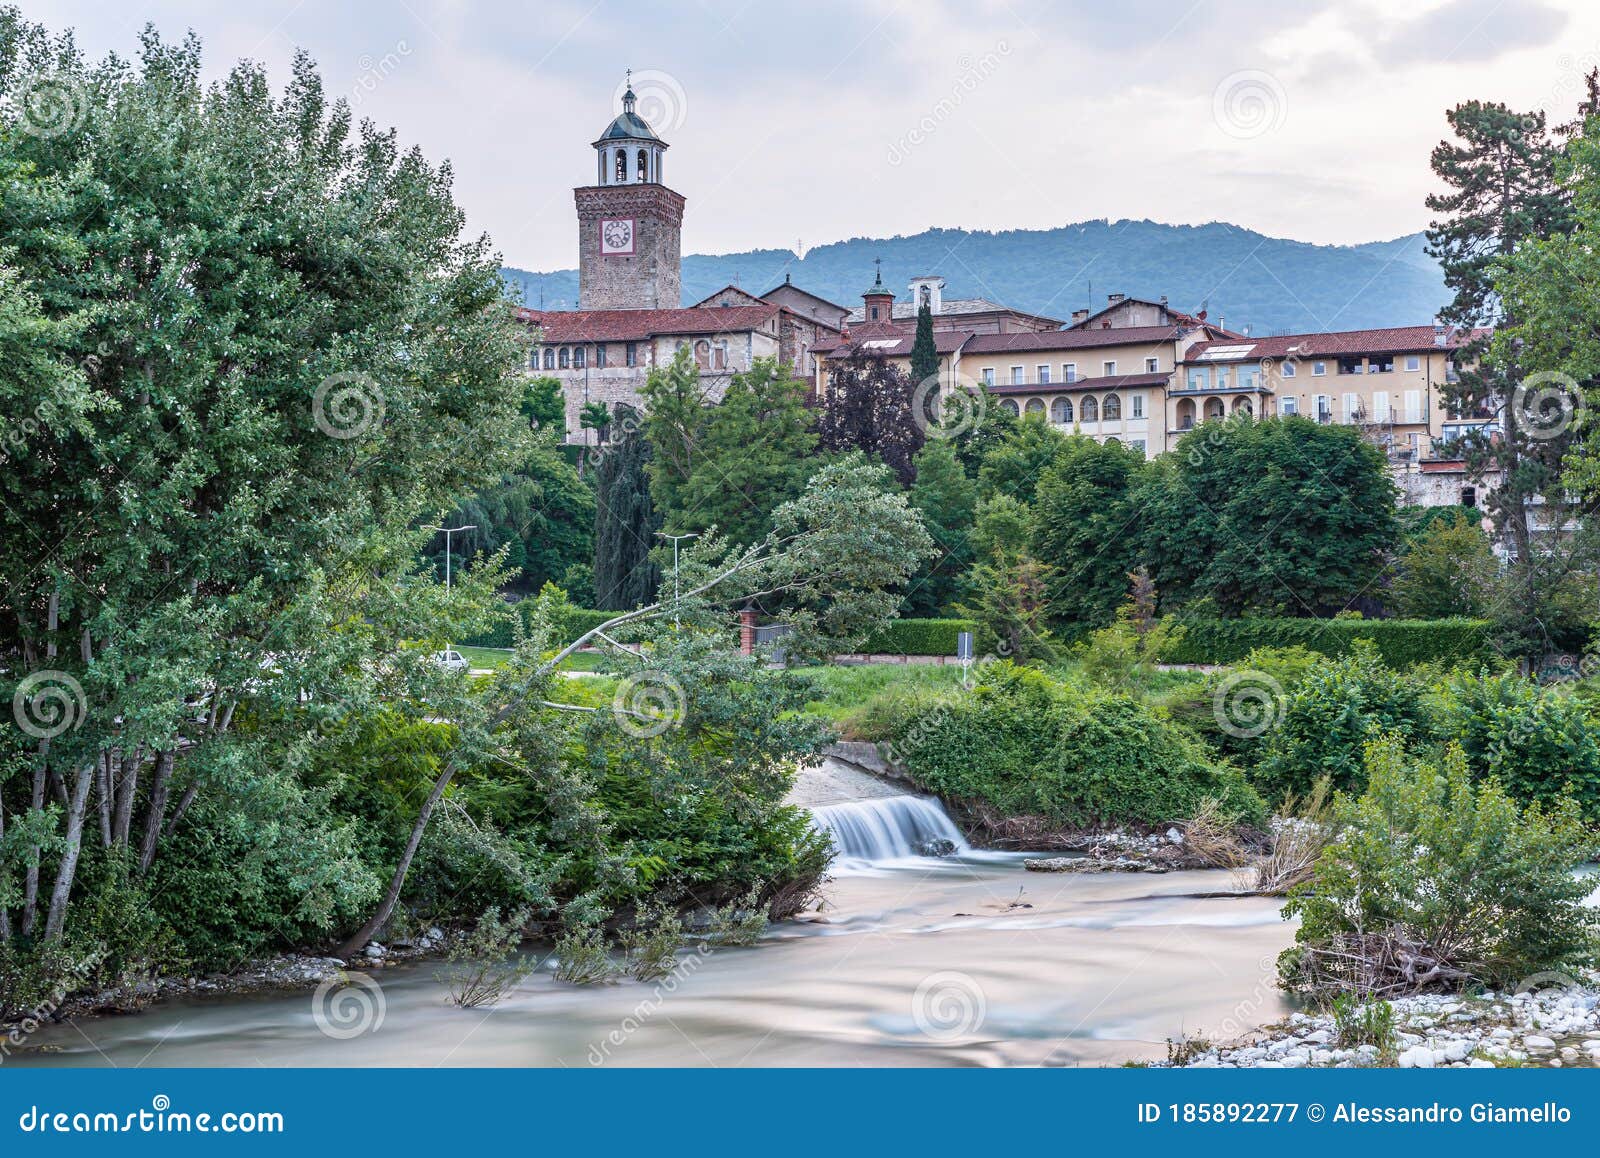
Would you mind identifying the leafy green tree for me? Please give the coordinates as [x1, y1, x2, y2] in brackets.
[1031, 435, 1147, 633]
[1390, 513, 1499, 619]
[905, 438, 976, 615]
[949, 397, 1017, 479]
[816, 351, 924, 486]
[909, 300, 938, 391]
[0, 21, 527, 941]
[1426, 100, 1577, 655]
[521, 375, 567, 434]
[656, 359, 816, 549]
[1144, 418, 1398, 617]
[976, 412, 1066, 504]
[593, 404, 659, 610]
[637, 346, 708, 520]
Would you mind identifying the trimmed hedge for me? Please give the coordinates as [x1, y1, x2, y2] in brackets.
[463, 604, 622, 649]
[856, 618, 977, 657]
[1156, 617, 1492, 668]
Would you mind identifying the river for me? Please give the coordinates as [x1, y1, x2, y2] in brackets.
[11, 765, 1297, 1068]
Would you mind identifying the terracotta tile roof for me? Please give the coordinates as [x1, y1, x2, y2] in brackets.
[1185, 325, 1486, 361]
[813, 326, 970, 358]
[844, 297, 1064, 327]
[985, 371, 1170, 395]
[518, 304, 778, 342]
[964, 326, 1186, 353]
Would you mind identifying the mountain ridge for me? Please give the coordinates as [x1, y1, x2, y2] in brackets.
[502, 218, 1446, 336]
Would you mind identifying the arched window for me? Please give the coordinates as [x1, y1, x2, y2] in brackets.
[558, 346, 571, 369]
[1000, 399, 1020, 416]
[638, 149, 649, 181]
[1051, 396, 1073, 424]
[1205, 396, 1225, 421]
[1103, 393, 1121, 420]
[1025, 397, 1045, 415]
[1105, 436, 1122, 446]
[543, 348, 556, 370]
[529, 349, 539, 371]
[1233, 396, 1253, 416]
[1081, 395, 1099, 422]
[615, 149, 627, 183]
[693, 339, 712, 369]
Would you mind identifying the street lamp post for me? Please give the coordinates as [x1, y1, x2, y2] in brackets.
[655, 531, 698, 628]
[426, 523, 477, 652]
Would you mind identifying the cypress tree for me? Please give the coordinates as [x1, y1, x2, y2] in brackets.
[593, 404, 660, 610]
[909, 300, 939, 390]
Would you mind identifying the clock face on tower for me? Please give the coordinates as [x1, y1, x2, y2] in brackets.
[600, 218, 636, 255]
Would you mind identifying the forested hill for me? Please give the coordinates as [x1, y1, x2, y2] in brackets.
[502, 219, 1447, 336]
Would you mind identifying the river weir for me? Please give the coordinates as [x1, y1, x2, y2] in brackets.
[8, 760, 1296, 1068]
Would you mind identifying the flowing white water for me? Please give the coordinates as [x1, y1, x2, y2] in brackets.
[810, 793, 971, 867]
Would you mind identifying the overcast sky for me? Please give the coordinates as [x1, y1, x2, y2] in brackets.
[25, 0, 1600, 269]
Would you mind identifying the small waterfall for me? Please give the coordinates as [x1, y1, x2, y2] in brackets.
[810, 794, 971, 867]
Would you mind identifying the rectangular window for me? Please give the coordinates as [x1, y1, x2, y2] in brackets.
[1282, 361, 1296, 377]
[1145, 357, 1159, 373]
[1103, 360, 1117, 377]
[1131, 394, 1145, 419]
[1187, 367, 1206, 391]
[1037, 364, 1051, 384]
[1280, 396, 1298, 416]
[595, 344, 607, 368]
[1312, 361, 1326, 376]
[1338, 357, 1363, 375]
[982, 368, 995, 386]
[1369, 356, 1394, 373]
[1214, 365, 1231, 389]
[1238, 363, 1259, 389]
[1011, 366, 1025, 385]
[1405, 355, 1420, 372]
[1064, 362, 1077, 383]
[1130, 439, 1147, 455]
[1315, 394, 1331, 421]
[625, 342, 638, 367]
[1343, 392, 1360, 422]
[1373, 391, 1390, 422]
[1404, 390, 1423, 423]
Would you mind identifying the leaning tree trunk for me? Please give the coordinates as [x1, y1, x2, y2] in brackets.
[43, 760, 96, 941]
[138, 750, 175, 875]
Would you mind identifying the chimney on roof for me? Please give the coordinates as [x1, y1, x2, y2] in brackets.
[1108, 292, 1125, 305]
[1218, 316, 1225, 332]
[1159, 294, 1168, 307]
[1071, 308, 1089, 325]
[1433, 315, 1449, 346]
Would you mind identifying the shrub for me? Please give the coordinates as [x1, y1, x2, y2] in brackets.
[856, 618, 977, 656]
[552, 925, 616, 985]
[619, 904, 686, 981]
[436, 906, 536, 1008]
[1331, 995, 1398, 1053]
[891, 663, 1266, 829]
[1156, 617, 1492, 668]
[1253, 642, 1429, 800]
[1279, 735, 1599, 1001]
[1433, 670, 1600, 817]
[705, 885, 769, 947]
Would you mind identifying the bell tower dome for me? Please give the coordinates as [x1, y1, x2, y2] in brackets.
[575, 71, 685, 310]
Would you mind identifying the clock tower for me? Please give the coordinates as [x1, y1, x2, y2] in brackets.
[575, 75, 685, 311]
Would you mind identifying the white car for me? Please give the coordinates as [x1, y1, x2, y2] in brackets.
[433, 649, 469, 674]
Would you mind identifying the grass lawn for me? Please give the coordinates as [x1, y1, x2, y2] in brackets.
[455, 645, 611, 673]
[788, 663, 972, 723]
